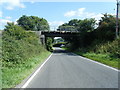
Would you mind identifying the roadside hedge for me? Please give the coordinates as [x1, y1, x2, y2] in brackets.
[2, 23, 45, 66]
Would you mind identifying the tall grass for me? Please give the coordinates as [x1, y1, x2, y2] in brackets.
[95, 39, 120, 58]
[2, 51, 51, 88]
[74, 38, 120, 69]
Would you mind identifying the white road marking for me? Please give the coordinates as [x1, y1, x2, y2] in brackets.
[72, 53, 119, 72]
[21, 52, 118, 88]
[21, 53, 53, 88]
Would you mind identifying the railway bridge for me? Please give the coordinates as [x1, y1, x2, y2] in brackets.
[35, 30, 80, 45]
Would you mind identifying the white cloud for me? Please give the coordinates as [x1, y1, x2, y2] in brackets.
[0, 0, 25, 10]
[14, 0, 115, 2]
[14, 19, 19, 25]
[64, 11, 76, 17]
[64, 8, 85, 17]
[64, 8, 103, 21]
[64, 8, 86, 17]
[91, 13, 103, 21]
[0, 17, 19, 29]
[0, 18, 12, 29]
[77, 8, 85, 16]
[6, 6, 14, 10]
[0, 0, 115, 4]
[30, 0, 35, 4]
[49, 21, 64, 26]
[49, 21, 65, 30]
[0, 11, 2, 17]
[0, 19, 12, 23]
[5, 16, 12, 19]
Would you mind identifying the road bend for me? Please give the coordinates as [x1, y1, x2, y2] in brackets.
[26, 47, 118, 88]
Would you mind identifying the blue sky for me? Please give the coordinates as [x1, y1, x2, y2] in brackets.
[0, 0, 117, 30]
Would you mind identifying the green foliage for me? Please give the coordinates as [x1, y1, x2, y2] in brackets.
[96, 14, 120, 40]
[60, 14, 119, 69]
[46, 37, 53, 52]
[17, 15, 50, 31]
[72, 35, 120, 69]
[2, 23, 45, 64]
[58, 18, 96, 32]
[58, 18, 96, 49]
[77, 18, 96, 32]
[82, 53, 118, 69]
[2, 22, 51, 88]
[2, 52, 51, 88]
[95, 38, 120, 58]
[59, 14, 120, 50]
[58, 25, 76, 31]
[4, 22, 27, 40]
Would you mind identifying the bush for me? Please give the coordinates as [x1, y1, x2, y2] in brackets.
[2, 23, 45, 65]
[46, 37, 53, 52]
[95, 38, 120, 57]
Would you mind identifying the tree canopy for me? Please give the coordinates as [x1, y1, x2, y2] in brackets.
[17, 15, 50, 31]
[58, 14, 120, 49]
[58, 18, 96, 32]
[96, 14, 120, 41]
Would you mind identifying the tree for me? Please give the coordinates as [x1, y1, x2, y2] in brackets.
[96, 14, 120, 41]
[68, 19, 79, 26]
[17, 15, 50, 31]
[58, 18, 96, 32]
[58, 19, 78, 31]
[77, 18, 96, 32]
[58, 18, 96, 48]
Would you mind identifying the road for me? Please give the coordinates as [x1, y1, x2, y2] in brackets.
[25, 47, 118, 88]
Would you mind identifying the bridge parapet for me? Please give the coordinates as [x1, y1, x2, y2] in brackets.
[41, 30, 80, 37]
[41, 30, 80, 33]
[26, 30, 80, 44]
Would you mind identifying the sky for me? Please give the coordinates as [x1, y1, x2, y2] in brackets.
[0, 0, 118, 30]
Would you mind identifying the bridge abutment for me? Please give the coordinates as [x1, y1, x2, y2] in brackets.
[40, 35, 45, 45]
[34, 31, 46, 46]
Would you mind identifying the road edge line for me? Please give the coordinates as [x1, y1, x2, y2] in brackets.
[72, 53, 119, 72]
[21, 53, 53, 88]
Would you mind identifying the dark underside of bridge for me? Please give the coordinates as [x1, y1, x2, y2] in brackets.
[41, 31, 80, 37]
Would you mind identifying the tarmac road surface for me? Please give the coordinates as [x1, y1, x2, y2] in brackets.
[25, 47, 118, 88]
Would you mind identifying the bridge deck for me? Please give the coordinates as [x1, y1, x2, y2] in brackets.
[41, 31, 80, 37]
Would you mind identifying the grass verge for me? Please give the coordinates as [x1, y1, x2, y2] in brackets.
[74, 51, 119, 69]
[2, 51, 51, 88]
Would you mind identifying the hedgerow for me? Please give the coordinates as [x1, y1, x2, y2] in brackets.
[2, 23, 45, 66]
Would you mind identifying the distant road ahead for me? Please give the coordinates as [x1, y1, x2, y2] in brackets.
[26, 47, 118, 88]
